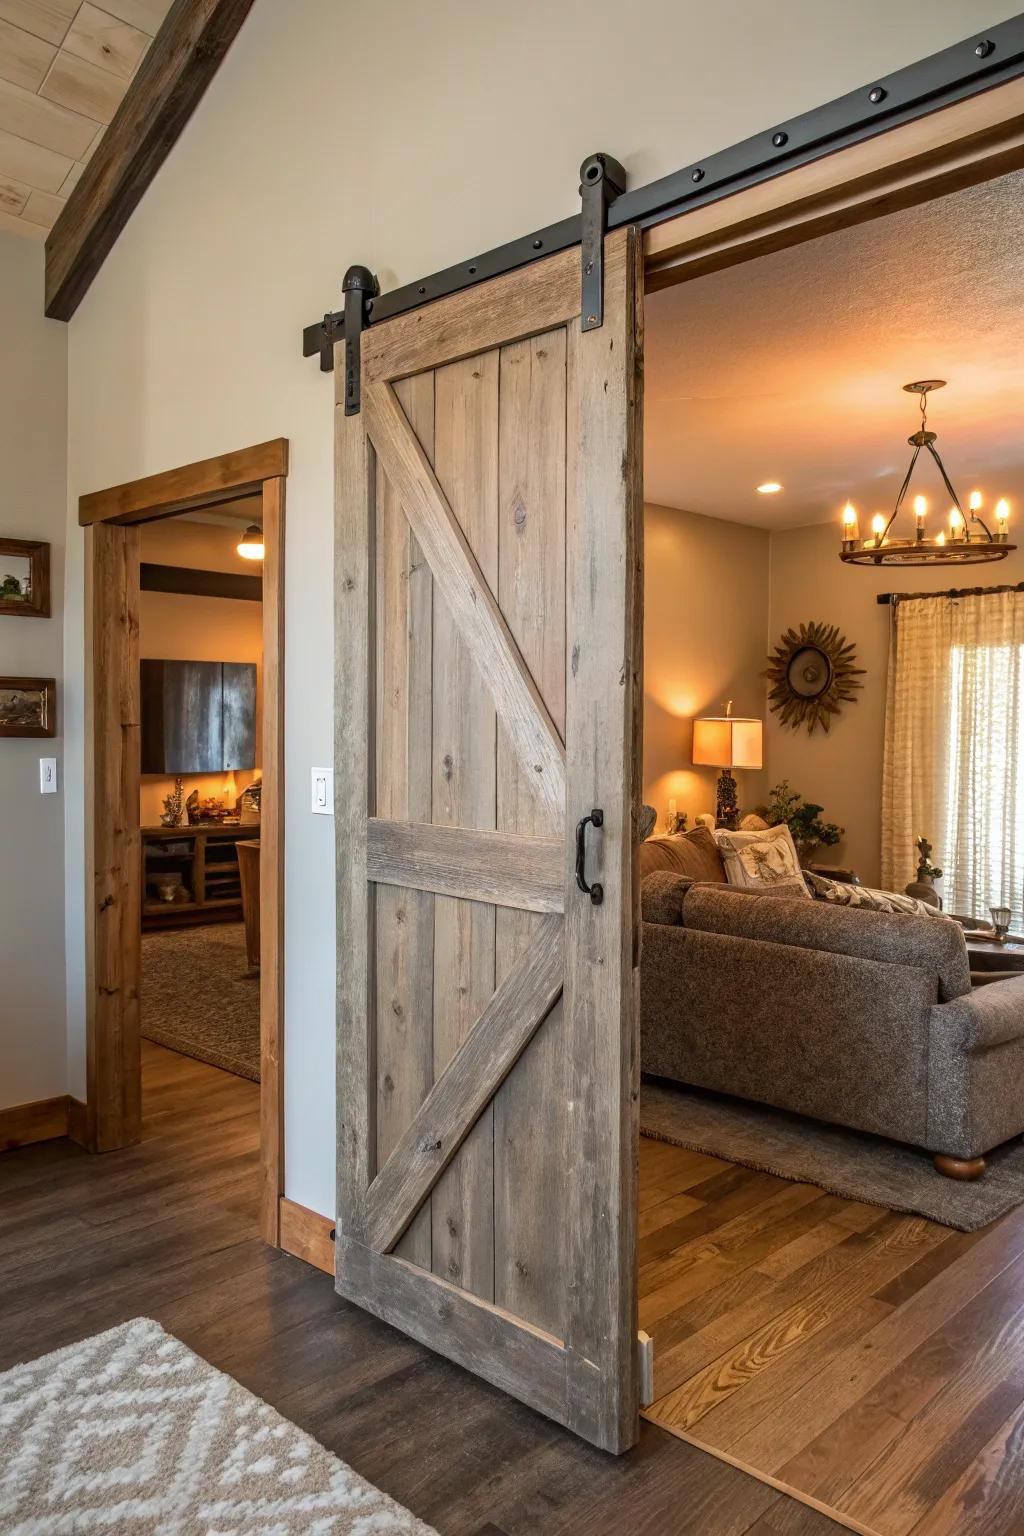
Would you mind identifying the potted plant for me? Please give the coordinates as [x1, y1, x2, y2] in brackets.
[761, 780, 843, 864]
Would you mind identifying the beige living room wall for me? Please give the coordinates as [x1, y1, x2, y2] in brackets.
[61, 0, 1023, 1218]
[0, 233, 67, 1114]
[768, 523, 1024, 889]
[644, 503, 769, 825]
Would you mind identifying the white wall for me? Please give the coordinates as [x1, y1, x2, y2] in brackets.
[0, 233, 67, 1111]
[63, 0, 1023, 1216]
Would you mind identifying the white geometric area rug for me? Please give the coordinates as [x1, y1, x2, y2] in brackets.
[0, 1317, 437, 1535]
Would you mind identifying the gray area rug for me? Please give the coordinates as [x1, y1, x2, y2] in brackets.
[0, 1318, 436, 1535]
[641, 1077, 1024, 1231]
[142, 923, 259, 1081]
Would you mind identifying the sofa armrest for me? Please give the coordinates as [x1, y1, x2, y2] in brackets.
[641, 871, 691, 926]
[933, 972, 1024, 1053]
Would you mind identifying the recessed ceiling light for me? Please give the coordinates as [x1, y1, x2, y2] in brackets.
[756, 481, 783, 494]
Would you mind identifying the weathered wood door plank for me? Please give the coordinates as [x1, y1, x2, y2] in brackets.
[365, 378, 566, 825]
[362, 915, 564, 1255]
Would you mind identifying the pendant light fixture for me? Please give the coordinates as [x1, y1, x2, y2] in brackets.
[236, 523, 265, 561]
[839, 381, 1014, 567]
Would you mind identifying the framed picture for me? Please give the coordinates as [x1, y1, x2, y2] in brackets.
[0, 538, 50, 618]
[0, 677, 56, 738]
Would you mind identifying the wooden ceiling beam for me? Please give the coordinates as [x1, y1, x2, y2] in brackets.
[44, 0, 254, 322]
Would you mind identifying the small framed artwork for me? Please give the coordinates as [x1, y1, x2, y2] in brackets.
[0, 677, 56, 738]
[0, 538, 50, 618]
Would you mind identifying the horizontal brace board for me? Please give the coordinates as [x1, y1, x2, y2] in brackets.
[360, 915, 564, 1254]
[304, 14, 1024, 358]
[367, 819, 564, 912]
[361, 245, 579, 382]
[335, 1232, 568, 1423]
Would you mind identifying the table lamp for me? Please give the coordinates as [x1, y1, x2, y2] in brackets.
[692, 701, 763, 827]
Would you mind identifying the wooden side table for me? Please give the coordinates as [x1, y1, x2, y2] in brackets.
[965, 936, 1024, 985]
[236, 840, 261, 971]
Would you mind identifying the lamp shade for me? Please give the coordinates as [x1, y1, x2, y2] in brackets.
[692, 714, 763, 770]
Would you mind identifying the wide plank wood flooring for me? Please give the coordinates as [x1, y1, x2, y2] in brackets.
[0, 1042, 843, 1536]
[639, 1133, 1024, 1536]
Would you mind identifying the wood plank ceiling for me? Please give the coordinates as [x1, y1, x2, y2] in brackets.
[0, 0, 171, 238]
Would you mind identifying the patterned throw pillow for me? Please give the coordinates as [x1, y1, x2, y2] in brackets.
[804, 870, 939, 917]
[714, 823, 811, 899]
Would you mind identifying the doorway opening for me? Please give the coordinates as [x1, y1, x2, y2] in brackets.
[139, 506, 263, 1087]
[635, 120, 1024, 1536]
[80, 440, 286, 1246]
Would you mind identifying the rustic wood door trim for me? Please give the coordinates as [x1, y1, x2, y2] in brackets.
[336, 232, 642, 1453]
[79, 441, 287, 1248]
[643, 75, 1024, 293]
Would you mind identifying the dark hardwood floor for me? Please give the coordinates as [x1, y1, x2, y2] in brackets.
[0, 1042, 842, 1536]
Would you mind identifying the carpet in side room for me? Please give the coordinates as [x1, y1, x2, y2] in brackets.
[141, 923, 259, 1080]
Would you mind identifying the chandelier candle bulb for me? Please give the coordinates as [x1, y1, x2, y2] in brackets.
[841, 503, 859, 548]
[914, 495, 927, 541]
[997, 499, 1011, 540]
[870, 513, 887, 547]
[949, 507, 964, 536]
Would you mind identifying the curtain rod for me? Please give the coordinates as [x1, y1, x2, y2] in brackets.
[876, 582, 1024, 605]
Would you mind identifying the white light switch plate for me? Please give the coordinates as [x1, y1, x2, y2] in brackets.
[311, 766, 333, 815]
[39, 757, 57, 794]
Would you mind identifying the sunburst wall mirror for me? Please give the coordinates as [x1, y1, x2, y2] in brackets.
[765, 621, 864, 735]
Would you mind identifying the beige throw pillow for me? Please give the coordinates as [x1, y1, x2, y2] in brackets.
[804, 870, 940, 917]
[714, 823, 811, 899]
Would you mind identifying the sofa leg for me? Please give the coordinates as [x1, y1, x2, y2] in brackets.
[934, 1153, 987, 1180]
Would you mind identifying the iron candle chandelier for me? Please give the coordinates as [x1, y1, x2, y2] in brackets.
[839, 381, 1015, 567]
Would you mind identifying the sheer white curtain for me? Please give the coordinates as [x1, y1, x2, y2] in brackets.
[882, 589, 1024, 926]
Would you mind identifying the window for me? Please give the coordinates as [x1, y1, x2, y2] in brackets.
[882, 589, 1024, 925]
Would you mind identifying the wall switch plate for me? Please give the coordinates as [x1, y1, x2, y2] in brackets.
[39, 757, 58, 794]
[311, 766, 333, 815]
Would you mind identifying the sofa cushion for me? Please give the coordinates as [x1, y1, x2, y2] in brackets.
[641, 871, 692, 926]
[805, 870, 938, 917]
[679, 883, 972, 1001]
[714, 823, 811, 899]
[638, 823, 726, 883]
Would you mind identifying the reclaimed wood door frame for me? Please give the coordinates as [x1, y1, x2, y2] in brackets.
[335, 228, 643, 1453]
[643, 75, 1024, 292]
[78, 440, 287, 1246]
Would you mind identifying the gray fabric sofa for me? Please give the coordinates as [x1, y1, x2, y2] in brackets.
[640, 873, 1024, 1179]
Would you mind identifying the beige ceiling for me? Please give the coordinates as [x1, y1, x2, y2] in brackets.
[0, 0, 171, 238]
[644, 168, 1024, 532]
[178, 495, 263, 528]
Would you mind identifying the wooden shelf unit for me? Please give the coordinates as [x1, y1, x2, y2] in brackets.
[141, 824, 255, 928]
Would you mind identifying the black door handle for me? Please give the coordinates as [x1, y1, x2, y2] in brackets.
[575, 808, 604, 905]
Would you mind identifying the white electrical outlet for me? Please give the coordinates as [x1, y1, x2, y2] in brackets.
[39, 757, 58, 795]
[311, 766, 333, 815]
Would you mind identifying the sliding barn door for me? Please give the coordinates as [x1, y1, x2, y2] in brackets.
[335, 227, 643, 1453]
